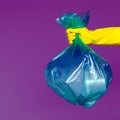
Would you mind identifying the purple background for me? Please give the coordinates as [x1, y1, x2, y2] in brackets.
[0, 0, 120, 120]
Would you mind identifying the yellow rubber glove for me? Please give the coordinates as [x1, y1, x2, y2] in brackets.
[66, 27, 120, 45]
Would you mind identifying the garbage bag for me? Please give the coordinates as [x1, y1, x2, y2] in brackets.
[44, 12, 112, 108]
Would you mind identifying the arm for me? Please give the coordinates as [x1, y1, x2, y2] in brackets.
[66, 27, 120, 45]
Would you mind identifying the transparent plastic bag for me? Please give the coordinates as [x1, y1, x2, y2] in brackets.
[44, 12, 112, 108]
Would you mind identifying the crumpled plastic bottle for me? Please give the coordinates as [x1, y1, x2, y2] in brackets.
[44, 12, 112, 108]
